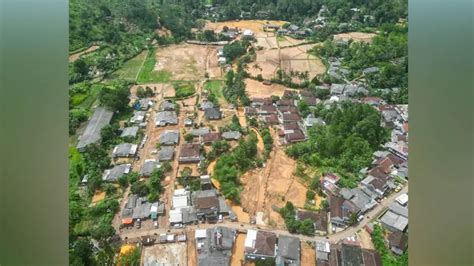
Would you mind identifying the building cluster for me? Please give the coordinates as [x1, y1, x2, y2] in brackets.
[121, 194, 165, 227]
[315, 240, 382, 266]
[245, 89, 324, 145]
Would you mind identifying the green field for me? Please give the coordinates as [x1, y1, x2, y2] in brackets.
[174, 82, 196, 98]
[204, 80, 225, 103]
[137, 48, 172, 84]
[110, 50, 148, 81]
[277, 35, 287, 42]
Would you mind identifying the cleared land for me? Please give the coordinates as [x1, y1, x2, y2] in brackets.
[69, 45, 100, 62]
[244, 79, 286, 98]
[301, 241, 316, 266]
[143, 243, 187, 266]
[230, 233, 246, 266]
[137, 48, 172, 84]
[110, 50, 148, 81]
[154, 43, 213, 81]
[204, 20, 287, 38]
[333, 32, 377, 43]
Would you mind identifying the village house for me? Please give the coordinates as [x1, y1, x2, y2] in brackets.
[200, 101, 214, 110]
[139, 159, 160, 177]
[379, 209, 408, 232]
[388, 231, 408, 255]
[184, 117, 193, 127]
[161, 100, 175, 111]
[179, 143, 201, 163]
[120, 126, 139, 138]
[158, 146, 175, 161]
[201, 132, 222, 144]
[135, 98, 153, 111]
[193, 190, 220, 222]
[196, 227, 237, 266]
[159, 130, 180, 146]
[155, 111, 178, 126]
[130, 110, 146, 124]
[275, 235, 300, 266]
[112, 143, 138, 158]
[189, 127, 211, 137]
[102, 164, 131, 182]
[296, 210, 328, 235]
[244, 230, 277, 261]
[76, 107, 113, 151]
[222, 131, 242, 140]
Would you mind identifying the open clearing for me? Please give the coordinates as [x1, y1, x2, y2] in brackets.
[204, 20, 288, 38]
[244, 79, 286, 98]
[69, 45, 100, 62]
[143, 243, 187, 266]
[248, 45, 325, 81]
[154, 43, 214, 81]
[333, 32, 377, 43]
[301, 241, 316, 266]
[110, 50, 148, 82]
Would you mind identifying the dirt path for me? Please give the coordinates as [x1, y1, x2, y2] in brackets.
[236, 107, 247, 127]
[301, 241, 316, 266]
[69, 45, 100, 62]
[250, 127, 264, 155]
[187, 228, 197, 266]
[230, 233, 246, 266]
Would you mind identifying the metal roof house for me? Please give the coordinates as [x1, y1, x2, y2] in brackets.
[179, 144, 201, 163]
[130, 110, 146, 124]
[204, 108, 222, 120]
[222, 131, 241, 140]
[189, 127, 211, 137]
[76, 107, 113, 151]
[276, 235, 300, 266]
[102, 164, 131, 182]
[120, 126, 139, 138]
[197, 227, 237, 266]
[161, 100, 175, 111]
[245, 230, 277, 260]
[380, 210, 408, 232]
[159, 130, 180, 146]
[140, 160, 160, 177]
[112, 143, 138, 158]
[158, 146, 175, 161]
[155, 111, 178, 127]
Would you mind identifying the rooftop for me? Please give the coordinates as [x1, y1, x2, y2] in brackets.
[120, 126, 139, 138]
[159, 130, 180, 145]
[77, 107, 113, 151]
[102, 164, 131, 182]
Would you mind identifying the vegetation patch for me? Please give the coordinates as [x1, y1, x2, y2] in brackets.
[172, 82, 196, 98]
[137, 48, 172, 84]
[110, 50, 148, 82]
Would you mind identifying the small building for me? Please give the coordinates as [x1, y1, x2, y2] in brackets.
[388, 231, 408, 255]
[395, 194, 408, 206]
[184, 117, 193, 127]
[112, 143, 138, 158]
[190, 127, 211, 137]
[140, 160, 160, 177]
[288, 25, 299, 32]
[169, 209, 183, 225]
[200, 101, 215, 110]
[159, 146, 175, 161]
[276, 235, 300, 266]
[304, 114, 325, 128]
[179, 144, 201, 163]
[205, 107, 222, 120]
[130, 110, 146, 124]
[379, 210, 408, 232]
[132, 197, 152, 220]
[280, 113, 301, 124]
[197, 227, 237, 266]
[194, 190, 219, 222]
[363, 67, 380, 75]
[244, 230, 277, 260]
[200, 175, 212, 190]
[284, 130, 306, 144]
[120, 126, 139, 138]
[102, 164, 131, 182]
[155, 111, 178, 127]
[202, 132, 222, 145]
[222, 131, 241, 140]
[218, 57, 227, 66]
[242, 29, 254, 39]
[76, 107, 113, 151]
[159, 130, 180, 146]
[315, 241, 331, 263]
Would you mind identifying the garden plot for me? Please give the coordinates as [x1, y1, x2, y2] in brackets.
[333, 32, 377, 43]
[154, 43, 212, 81]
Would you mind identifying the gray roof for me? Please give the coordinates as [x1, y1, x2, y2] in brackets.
[155, 111, 178, 126]
[277, 235, 300, 260]
[182, 207, 198, 224]
[159, 146, 175, 161]
[102, 164, 131, 182]
[363, 67, 380, 74]
[339, 188, 353, 200]
[388, 202, 408, 218]
[190, 127, 210, 137]
[194, 189, 218, 199]
[76, 107, 113, 151]
[159, 130, 180, 145]
[201, 101, 214, 110]
[139, 98, 152, 110]
[120, 126, 139, 138]
[349, 188, 375, 213]
[130, 111, 146, 124]
[112, 143, 138, 157]
[218, 197, 231, 214]
[380, 210, 408, 232]
[198, 227, 236, 266]
[222, 131, 241, 140]
[343, 84, 369, 96]
[330, 84, 345, 95]
[140, 160, 160, 176]
[204, 108, 222, 120]
[161, 101, 175, 111]
[133, 198, 152, 219]
[305, 114, 325, 127]
[288, 25, 299, 31]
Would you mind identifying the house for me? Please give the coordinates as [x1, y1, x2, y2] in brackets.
[137, 98, 153, 111]
[169, 209, 183, 225]
[276, 99, 296, 106]
[262, 114, 279, 125]
[202, 132, 222, 144]
[297, 210, 328, 235]
[388, 231, 408, 255]
[343, 84, 369, 97]
[251, 97, 273, 106]
[130, 110, 146, 124]
[102, 164, 131, 182]
[280, 113, 301, 123]
[301, 96, 318, 106]
[200, 175, 212, 190]
[258, 105, 277, 115]
[245, 107, 258, 116]
[159, 130, 180, 146]
[330, 84, 345, 95]
[284, 130, 306, 144]
[155, 111, 178, 126]
[112, 143, 138, 158]
[158, 146, 175, 161]
[379, 210, 408, 232]
[324, 173, 340, 184]
[204, 107, 222, 120]
[222, 131, 241, 140]
[304, 114, 325, 128]
[329, 195, 346, 227]
[161, 100, 175, 111]
[132, 197, 152, 220]
[173, 189, 191, 209]
[184, 117, 193, 127]
[348, 188, 377, 213]
[396, 194, 408, 206]
[388, 202, 408, 218]
[361, 175, 388, 198]
[189, 127, 211, 137]
[120, 126, 139, 138]
[361, 97, 385, 107]
[197, 227, 237, 266]
[140, 160, 160, 177]
[179, 144, 201, 163]
[245, 230, 277, 260]
[218, 57, 227, 65]
[193, 190, 219, 221]
[315, 241, 331, 263]
[150, 202, 165, 220]
[276, 235, 300, 266]
[218, 197, 231, 215]
[339, 243, 383, 266]
[76, 107, 113, 151]
[182, 207, 198, 225]
[288, 25, 299, 33]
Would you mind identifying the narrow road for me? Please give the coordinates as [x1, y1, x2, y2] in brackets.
[119, 185, 408, 243]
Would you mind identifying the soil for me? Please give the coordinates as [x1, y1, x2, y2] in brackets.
[91, 190, 106, 204]
[143, 243, 187, 266]
[187, 229, 198, 266]
[333, 32, 377, 43]
[301, 241, 316, 266]
[358, 229, 375, 250]
[244, 79, 286, 98]
[230, 233, 247, 266]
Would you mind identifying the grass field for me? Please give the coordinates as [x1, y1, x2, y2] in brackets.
[137, 48, 172, 84]
[277, 35, 287, 42]
[110, 50, 148, 81]
[204, 80, 225, 103]
[173, 82, 196, 98]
